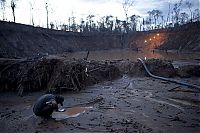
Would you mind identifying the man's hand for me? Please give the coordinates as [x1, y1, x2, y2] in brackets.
[46, 100, 58, 109]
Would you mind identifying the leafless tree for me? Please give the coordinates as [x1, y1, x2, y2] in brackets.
[122, 0, 134, 32]
[147, 11, 153, 29]
[29, 1, 35, 26]
[152, 9, 162, 28]
[180, 12, 189, 24]
[185, 1, 193, 22]
[45, 2, 49, 28]
[173, 0, 183, 25]
[0, 0, 6, 20]
[11, 0, 16, 22]
[105, 15, 114, 31]
[87, 14, 95, 32]
[130, 14, 140, 31]
[193, 9, 200, 21]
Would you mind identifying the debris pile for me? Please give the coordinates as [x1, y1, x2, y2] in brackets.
[0, 57, 199, 93]
[176, 65, 200, 78]
[0, 58, 121, 94]
[114, 59, 176, 77]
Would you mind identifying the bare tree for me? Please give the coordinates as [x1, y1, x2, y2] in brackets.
[80, 18, 85, 32]
[180, 12, 189, 24]
[0, 0, 6, 20]
[151, 10, 162, 28]
[50, 22, 54, 29]
[29, 1, 35, 26]
[114, 17, 122, 32]
[45, 2, 49, 28]
[87, 14, 95, 32]
[122, 0, 134, 32]
[105, 15, 114, 31]
[147, 10, 154, 29]
[173, 0, 183, 25]
[193, 9, 200, 21]
[71, 14, 77, 32]
[130, 14, 140, 31]
[185, 1, 193, 22]
[11, 0, 16, 22]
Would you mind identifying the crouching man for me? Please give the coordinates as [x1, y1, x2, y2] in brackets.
[33, 94, 64, 118]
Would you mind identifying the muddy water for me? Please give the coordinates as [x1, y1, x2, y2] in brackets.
[52, 97, 103, 120]
[62, 50, 200, 61]
[52, 106, 92, 120]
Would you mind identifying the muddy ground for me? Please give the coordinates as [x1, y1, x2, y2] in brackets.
[0, 55, 200, 133]
[0, 75, 200, 133]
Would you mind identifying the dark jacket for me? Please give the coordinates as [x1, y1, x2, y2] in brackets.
[33, 94, 64, 117]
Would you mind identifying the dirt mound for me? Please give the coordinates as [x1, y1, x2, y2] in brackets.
[114, 59, 176, 78]
[176, 65, 200, 78]
[0, 21, 122, 58]
[0, 58, 121, 94]
[1, 21, 200, 58]
[159, 22, 200, 51]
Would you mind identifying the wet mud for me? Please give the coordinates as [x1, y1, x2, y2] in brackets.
[0, 76, 200, 133]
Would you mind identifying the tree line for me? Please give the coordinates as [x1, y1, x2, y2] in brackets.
[0, 0, 199, 33]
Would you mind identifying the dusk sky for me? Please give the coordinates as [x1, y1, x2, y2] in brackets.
[1, 0, 199, 27]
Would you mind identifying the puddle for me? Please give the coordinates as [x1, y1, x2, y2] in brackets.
[52, 97, 103, 120]
[52, 106, 93, 120]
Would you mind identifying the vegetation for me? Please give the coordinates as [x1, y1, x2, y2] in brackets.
[0, 0, 199, 33]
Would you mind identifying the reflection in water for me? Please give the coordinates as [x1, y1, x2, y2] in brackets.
[62, 50, 200, 61]
[52, 97, 103, 120]
[52, 106, 93, 120]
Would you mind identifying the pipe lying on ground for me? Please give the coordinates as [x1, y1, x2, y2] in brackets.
[137, 58, 200, 91]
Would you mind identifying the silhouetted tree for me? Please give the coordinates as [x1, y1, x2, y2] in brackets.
[147, 10, 153, 29]
[122, 0, 134, 33]
[114, 17, 122, 32]
[29, 1, 34, 26]
[180, 12, 189, 24]
[11, 0, 16, 22]
[173, 0, 183, 25]
[105, 15, 114, 31]
[152, 9, 162, 28]
[80, 18, 85, 32]
[45, 3, 49, 28]
[71, 15, 77, 32]
[130, 14, 140, 31]
[50, 22, 55, 29]
[99, 16, 106, 32]
[61, 24, 67, 31]
[193, 9, 200, 21]
[0, 0, 6, 20]
[87, 14, 95, 32]
[185, 1, 193, 22]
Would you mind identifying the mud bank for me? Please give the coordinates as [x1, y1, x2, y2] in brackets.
[1, 21, 200, 58]
[0, 57, 199, 93]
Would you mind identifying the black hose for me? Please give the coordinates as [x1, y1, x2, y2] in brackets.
[137, 58, 200, 91]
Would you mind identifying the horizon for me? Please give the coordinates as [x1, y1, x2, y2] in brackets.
[0, 0, 199, 28]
